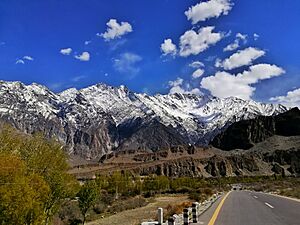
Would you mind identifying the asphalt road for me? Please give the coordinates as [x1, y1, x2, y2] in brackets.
[197, 191, 300, 225]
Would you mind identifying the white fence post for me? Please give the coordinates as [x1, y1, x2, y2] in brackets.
[157, 208, 163, 225]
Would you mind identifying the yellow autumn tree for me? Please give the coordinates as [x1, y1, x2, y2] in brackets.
[0, 125, 78, 225]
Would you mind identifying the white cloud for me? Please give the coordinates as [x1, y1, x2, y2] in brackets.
[223, 33, 248, 52]
[168, 77, 202, 95]
[223, 40, 239, 52]
[216, 47, 265, 70]
[169, 85, 186, 94]
[160, 39, 177, 56]
[189, 61, 205, 68]
[60, 48, 72, 55]
[23, 56, 34, 61]
[15, 59, 25, 64]
[202, 71, 254, 100]
[270, 88, 300, 107]
[100, 19, 132, 41]
[16, 55, 34, 64]
[185, 0, 233, 24]
[113, 52, 142, 76]
[84, 40, 92, 45]
[236, 33, 247, 43]
[169, 77, 184, 88]
[254, 33, 260, 41]
[74, 52, 90, 61]
[201, 64, 285, 100]
[189, 88, 202, 95]
[192, 68, 205, 79]
[179, 26, 223, 57]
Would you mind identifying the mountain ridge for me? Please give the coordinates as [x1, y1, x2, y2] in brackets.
[0, 80, 287, 160]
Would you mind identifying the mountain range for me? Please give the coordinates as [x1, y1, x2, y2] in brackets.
[0, 80, 287, 160]
[88, 109, 300, 178]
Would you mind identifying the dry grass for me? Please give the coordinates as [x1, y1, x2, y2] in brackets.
[86, 195, 189, 225]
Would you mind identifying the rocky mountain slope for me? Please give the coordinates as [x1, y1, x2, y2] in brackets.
[211, 107, 300, 150]
[70, 135, 300, 178]
[72, 108, 300, 178]
[0, 81, 287, 160]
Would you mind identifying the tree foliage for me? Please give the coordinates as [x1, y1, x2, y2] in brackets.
[0, 125, 78, 225]
[78, 181, 99, 224]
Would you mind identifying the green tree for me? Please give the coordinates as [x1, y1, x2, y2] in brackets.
[78, 181, 99, 224]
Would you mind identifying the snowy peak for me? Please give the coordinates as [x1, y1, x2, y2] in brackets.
[0, 80, 288, 158]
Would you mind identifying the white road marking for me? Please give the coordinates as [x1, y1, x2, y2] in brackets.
[265, 202, 274, 208]
[253, 195, 258, 199]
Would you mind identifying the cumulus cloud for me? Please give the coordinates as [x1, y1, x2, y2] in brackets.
[160, 39, 177, 56]
[185, 0, 233, 24]
[75, 52, 90, 61]
[113, 52, 142, 77]
[168, 78, 201, 95]
[179, 26, 223, 57]
[192, 68, 205, 79]
[60, 48, 72, 55]
[216, 47, 265, 70]
[270, 88, 300, 107]
[201, 64, 285, 100]
[100, 19, 132, 41]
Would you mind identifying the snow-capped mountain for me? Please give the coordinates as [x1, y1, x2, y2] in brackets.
[0, 81, 287, 160]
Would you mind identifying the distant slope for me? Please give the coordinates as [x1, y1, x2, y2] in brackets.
[70, 135, 300, 178]
[69, 109, 300, 178]
[211, 108, 300, 150]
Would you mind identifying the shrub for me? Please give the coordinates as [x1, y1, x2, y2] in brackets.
[93, 202, 106, 214]
[108, 197, 147, 213]
[56, 200, 82, 225]
[164, 202, 192, 219]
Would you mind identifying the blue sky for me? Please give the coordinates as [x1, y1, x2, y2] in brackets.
[0, 0, 299, 106]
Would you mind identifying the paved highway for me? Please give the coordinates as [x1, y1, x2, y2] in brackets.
[197, 191, 300, 225]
